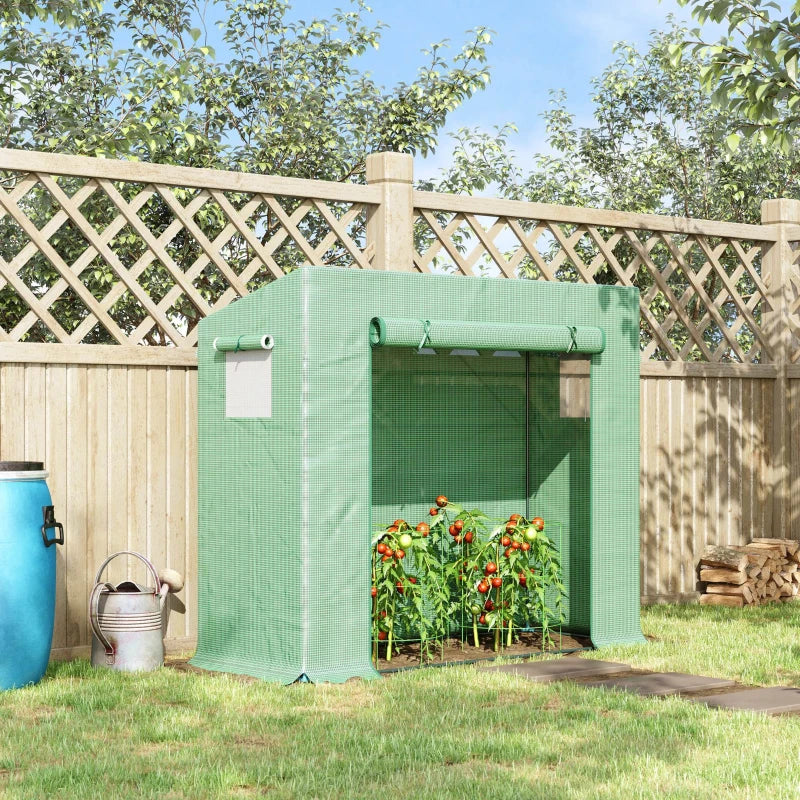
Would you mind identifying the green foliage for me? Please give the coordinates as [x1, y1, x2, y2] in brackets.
[676, 0, 800, 151]
[0, 0, 492, 174]
[427, 23, 800, 222]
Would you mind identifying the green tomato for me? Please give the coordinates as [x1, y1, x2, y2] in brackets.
[398, 533, 413, 549]
[470, 604, 482, 616]
[524, 527, 538, 542]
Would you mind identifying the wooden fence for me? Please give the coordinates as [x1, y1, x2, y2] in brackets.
[1, 147, 798, 657]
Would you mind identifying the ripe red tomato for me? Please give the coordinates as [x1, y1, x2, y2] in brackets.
[370, 586, 377, 598]
[484, 562, 498, 575]
[506, 523, 516, 534]
[376, 542, 387, 555]
[464, 531, 474, 544]
[532, 516, 545, 531]
[491, 576, 502, 588]
[379, 610, 388, 618]
[394, 519, 406, 528]
[415, 522, 430, 536]
[454, 535, 462, 544]
[504, 548, 512, 558]
[521, 542, 530, 552]
[395, 548, 405, 559]
[385, 548, 394, 558]
[381, 555, 391, 562]
[477, 581, 490, 594]
[478, 614, 487, 624]
[377, 630, 388, 641]
[387, 525, 398, 534]
[429, 507, 439, 516]
[396, 581, 404, 594]
[454, 519, 464, 532]
[501, 535, 511, 547]
[435, 495, 448, 507]
[448, 525, 457, 536]
[409, 576, 417, 584]
[518, 573, 527, 586]
[484, 600, 494, 611]
[509, 513, 522, 523]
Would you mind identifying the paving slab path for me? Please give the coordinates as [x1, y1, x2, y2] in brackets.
[487, 657, 631, 683]
[582, 672, 737, 696]
[484, 657, 800, 714]
[687, 687, 800, 715]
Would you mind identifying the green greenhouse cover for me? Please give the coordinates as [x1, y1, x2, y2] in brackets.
[191, 267, 644, 684]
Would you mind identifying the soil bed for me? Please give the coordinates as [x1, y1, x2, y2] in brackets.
[374, 630, 591, 672]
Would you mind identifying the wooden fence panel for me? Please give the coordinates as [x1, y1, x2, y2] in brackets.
[0, 359, 197, 658]
[639, 372, 773, 603]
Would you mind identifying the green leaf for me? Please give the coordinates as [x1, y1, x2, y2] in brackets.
[725, 133, 741, 152]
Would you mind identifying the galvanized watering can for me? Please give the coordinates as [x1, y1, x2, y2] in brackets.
[89, 551, 182, 672]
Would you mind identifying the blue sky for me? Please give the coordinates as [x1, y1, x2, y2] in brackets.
[286, 0, 697, 178]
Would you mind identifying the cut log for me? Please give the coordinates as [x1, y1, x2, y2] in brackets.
[780, 583, 794, 597]
[748, 566, 761, 580]
[705, 583, 749, 596]
[699, 546, 748, 571]
[751, 537, 799, 555]
[699, 567, 747, 585]
[746, 552, 769, 567]
[773, 573, 785, 588]
[745, 542, 787, 558]
[700, 594, 744, 608]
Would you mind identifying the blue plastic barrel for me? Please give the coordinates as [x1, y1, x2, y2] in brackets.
[0, 462, 64, 690]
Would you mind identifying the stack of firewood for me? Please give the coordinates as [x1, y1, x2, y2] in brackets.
[698, 538, 800, 607]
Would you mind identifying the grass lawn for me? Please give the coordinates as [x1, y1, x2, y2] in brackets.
[2, 604, 800, 800]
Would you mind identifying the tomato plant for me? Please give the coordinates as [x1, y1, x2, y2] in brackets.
[372, 497, 567, 664]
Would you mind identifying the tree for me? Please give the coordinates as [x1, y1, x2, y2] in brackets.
[0, 0, 493, 342]
[0, 0, 492, 178]
[674, 0, 800, 152]
[425, 23, 800, 221]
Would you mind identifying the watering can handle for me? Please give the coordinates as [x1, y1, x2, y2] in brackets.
[90, 551, 163, 666]
[92, 550, 162, 594]
[89, 580, 117, 664]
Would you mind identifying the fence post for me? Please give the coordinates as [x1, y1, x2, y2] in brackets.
[761, 199, 800, 539]
[365, 151, 414, 270]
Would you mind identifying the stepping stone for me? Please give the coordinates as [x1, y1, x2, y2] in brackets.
[582, 672, 737, 696]
[486, 656, 631, 683]
[688, 687, 800, 715]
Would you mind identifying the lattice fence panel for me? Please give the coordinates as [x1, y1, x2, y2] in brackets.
[413, 209, 772, 363]
[0, 168, 372, 347]
[787, 242, 800, 364]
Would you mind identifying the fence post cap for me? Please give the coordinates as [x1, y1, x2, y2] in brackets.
[761, 198, 800, 225]
[365, 151, 413, 184]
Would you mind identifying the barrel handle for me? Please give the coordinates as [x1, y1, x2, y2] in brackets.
[89, 581, 117, 665]
[93, 550, 162, 595]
